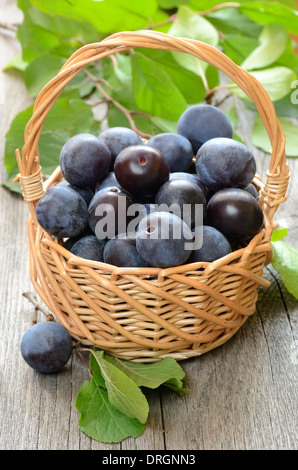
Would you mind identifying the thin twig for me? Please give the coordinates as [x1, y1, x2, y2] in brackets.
[23, 292, 55, 322]
[199, 2, 240, 16]
[83, 69, 153, 138]
[0, 22, 18, 32]
[147, 2, 240, 30]
[76, 348, 93, 374]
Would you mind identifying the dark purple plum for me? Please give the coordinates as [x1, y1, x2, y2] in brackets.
[146, 133, 193, 172]
[36, 184, 88, 238]
[58, 180, 94, 206]
[103, 234, 149, 267]
[188, 225, 232, 263]
[206, 188, 264, 244]
[62, 226, 94, 251]
[155, 179, 206, 228]
[177, 104, 233, 154]
[195, 137, 256, 191]
[20, 321, 73, 374]
[70, 235, 106, 262]
[95, 172, 123, 193]
[169, 172, 208, 197]
[243, 182, 259, 200]
[114, 145, 170, 198]
[136, 211, 192, 268]
[59, 133, 111, 188]
[88, 186, 133, 240]
[99, 127, 144, 167]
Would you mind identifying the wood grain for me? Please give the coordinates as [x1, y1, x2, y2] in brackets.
[0, 0, 297, 451]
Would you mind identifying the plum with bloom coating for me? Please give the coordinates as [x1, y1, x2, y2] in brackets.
[21, 322, 73, 374]
[177, 104, 233, 154]
[36, 184, 88, 238]
[60, 133, 111, 188]
[196, 137, 256, 192]
[136, 211, 192, 268]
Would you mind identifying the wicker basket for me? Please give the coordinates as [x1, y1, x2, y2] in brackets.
[16, 30, 289, 362]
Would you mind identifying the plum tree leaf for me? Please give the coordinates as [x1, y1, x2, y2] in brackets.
[241, 23, 288, 70]
[131, 52, 187, 120]
[229, 66, 297, 102]
[24, 53, 66, 97]
[104, 354, 187, 391]
[169, 6, 218, 75]
[75, 353, 145, 443]
[239, 2, 298, 34]
[91, 350, 149, 424]
[252, 113, 298, 157]
[271, 241, 298, 300]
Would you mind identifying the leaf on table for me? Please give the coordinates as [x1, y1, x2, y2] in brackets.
[252, 113, 298, 158]
[271, 241, 298, 300]
[105, 354, 187, 392]
[168, 6, 219, 76]
[92, 350, 149, 424]
[75, 355, 145, 444]
[241, 23, 288, 71]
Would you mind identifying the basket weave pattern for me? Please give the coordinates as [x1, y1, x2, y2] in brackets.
[16, 31, 289, 361]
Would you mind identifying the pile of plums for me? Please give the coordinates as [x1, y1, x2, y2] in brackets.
[35, 104, 264, 269]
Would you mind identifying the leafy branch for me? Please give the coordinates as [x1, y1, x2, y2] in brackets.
[83, 68, 153, 138]
[75, 347, 188, 443]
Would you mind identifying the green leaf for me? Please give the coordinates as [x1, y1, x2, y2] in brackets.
[4, 97, 99, 192]
[151, 116, 178, 133]
[252, 113, 298, 157]
[206, 7, 263, 38]
[24, 53, 66, 97]
[271, 226, 288, 242]
[131, 52, 187, 120]
[30, 0, 158, 34]
[157, 0, 188, 8]
[271, 241, 298, 299]
[229, 66, 297, 102]
[17, 18, 61, 63]
[75, 354, 145, 443]
[168, 6, 218, 75]
[223, 35, 259, 66]
[3, 55, 28, 72]
[138, 49, 219, 105]
[92, 350, 149, 424]
[105, 355, 186, 391]
[241, 24, 288, 71]
[239, 2, 298, 35]
[18, 0, 100, 46]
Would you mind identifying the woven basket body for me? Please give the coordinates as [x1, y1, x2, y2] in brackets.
[16, 31, 289, 361]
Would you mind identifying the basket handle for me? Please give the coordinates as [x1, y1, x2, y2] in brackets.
[16, 30, 289, 232]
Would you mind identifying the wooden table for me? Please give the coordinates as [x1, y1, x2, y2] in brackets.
[1, 1, 297, 451]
